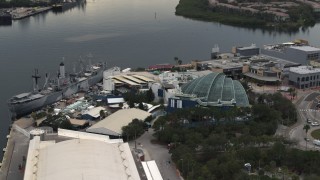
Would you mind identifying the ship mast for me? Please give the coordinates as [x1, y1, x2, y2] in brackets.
[32, 69, 41, 92]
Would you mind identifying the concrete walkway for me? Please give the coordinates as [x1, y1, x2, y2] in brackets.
[129, 129, 182, 180]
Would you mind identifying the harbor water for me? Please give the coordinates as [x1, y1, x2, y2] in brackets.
[1, 0, 320, 159]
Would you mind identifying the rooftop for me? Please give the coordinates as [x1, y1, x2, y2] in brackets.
[289, 66, 320, 74]
[289, 46, 320, 52]
[24, 131, 140, 180]
[180, 72, 249, 107]
[87, 108, 151, 136]
[83, 106, 106, 118]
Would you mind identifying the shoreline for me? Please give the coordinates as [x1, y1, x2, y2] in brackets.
[175, 0, 316, 32]
[11, 7, 52, 20]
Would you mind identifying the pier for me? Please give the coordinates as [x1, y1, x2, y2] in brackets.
[11, 7, 52, 20]
[0, 119, 33, 180]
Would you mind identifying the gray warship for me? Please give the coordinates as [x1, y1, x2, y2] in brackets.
[8, 58, 105, 119]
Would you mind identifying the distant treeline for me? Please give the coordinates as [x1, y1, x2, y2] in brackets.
[175, 0, 316, 32]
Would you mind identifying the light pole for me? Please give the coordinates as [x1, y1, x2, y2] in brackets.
[180, 159, 184, 176]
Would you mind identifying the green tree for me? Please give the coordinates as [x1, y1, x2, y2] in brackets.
[174, 57, 179, 65]
[100, 110, 106, 119]
[303, 124, 310, 150]
[138, 102, 144, 110]
[146, 88, 155, 102]
[304, 124, 311, 134]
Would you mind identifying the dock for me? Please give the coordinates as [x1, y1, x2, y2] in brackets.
[11, 7, 52, 20]
[0, 119, 34, 180]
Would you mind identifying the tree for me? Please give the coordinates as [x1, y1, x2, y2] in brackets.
[100, 110, 106, 119]
[174, 57, 179, 65]
[138, 102, 144, 110]
[303, 124, 310, 150]
[31, 112, 37, 120]
[178, 59, 183, 65]
[146, 88, 155, 102]
[303, 124, 310, 134]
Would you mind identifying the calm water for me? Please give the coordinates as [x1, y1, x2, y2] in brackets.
[1, 0, 320, 158]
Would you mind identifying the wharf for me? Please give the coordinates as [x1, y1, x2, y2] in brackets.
[11, 7, 52, 20]
[0, 119, 33, 180]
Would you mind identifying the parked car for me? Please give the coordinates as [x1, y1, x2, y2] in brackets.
[306, 118, 312, 124]
[313, 139, 320, 146]
[311, 121, 319, 126]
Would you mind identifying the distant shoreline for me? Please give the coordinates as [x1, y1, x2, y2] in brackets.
[175, 0, 317, 32]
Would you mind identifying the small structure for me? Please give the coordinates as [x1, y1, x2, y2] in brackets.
[69, 118, 89, 129]
[233, 44, 260, 57]
[86, 108, 151, 136]
[81, 106, 106, 120]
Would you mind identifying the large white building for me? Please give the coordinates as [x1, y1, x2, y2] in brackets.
[24, 129, 140, 180]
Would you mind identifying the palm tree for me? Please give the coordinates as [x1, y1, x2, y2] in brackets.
[303, 124, 310, 134]
[174, 57, 179, 65]
[303, 124, 310, 150]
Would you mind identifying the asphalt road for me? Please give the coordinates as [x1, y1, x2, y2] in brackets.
[129, 129, 181, 180]
[288, 91, 320, 151]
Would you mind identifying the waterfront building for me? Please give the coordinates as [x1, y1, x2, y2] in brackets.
[261, 40, 320, 65]
[103, 67, 156, 92]
[232, 44, 260, 57]
[288, 66, 320, 89]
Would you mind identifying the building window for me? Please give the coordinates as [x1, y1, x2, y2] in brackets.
[307, 53, 319, 60]
[297, 77, 300, 82]
[302, 77, 305, 82]
[317, 75, 319, 79]
[306, 77, 309, 81]
[311, 76, 313, 80]
[177, 100, 182, 108]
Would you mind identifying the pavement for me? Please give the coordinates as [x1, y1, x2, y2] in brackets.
[0, 118, 34, 180]
[286, 89, 320, 151]
[129, 128, 182, 180]
[0, 127, 30, 180]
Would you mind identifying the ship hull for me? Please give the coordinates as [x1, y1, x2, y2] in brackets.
[8, 69, 103, 119]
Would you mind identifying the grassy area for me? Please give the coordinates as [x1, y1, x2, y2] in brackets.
[175, 0, 314, 32]
[311, 129, 320, 139]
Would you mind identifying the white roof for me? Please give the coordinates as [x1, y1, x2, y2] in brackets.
[87, 108, 151, 136]
[83, 106, 106, 118]
[14, 92, 30, 99]
[289, 66, 320, 74]
[289, 45, 320, 52]
[141, 161, 163, 180]
[132, 75, 154, 82]
[69, 119, 88, 126]
[107, 97, 125, 104]
[24, 136, 140, 180]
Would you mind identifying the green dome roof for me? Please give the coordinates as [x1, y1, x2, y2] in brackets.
[181, 72, 249, 107]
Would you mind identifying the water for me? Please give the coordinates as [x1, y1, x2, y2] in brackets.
[1, 0, 320, 159]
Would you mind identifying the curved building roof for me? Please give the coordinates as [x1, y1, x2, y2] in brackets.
[25, 137, 140, 180]
[181, 72, 249, 107]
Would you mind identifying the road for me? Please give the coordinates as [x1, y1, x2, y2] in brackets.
[129, 128, 181, 180]
[287, 91, 320, 151]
